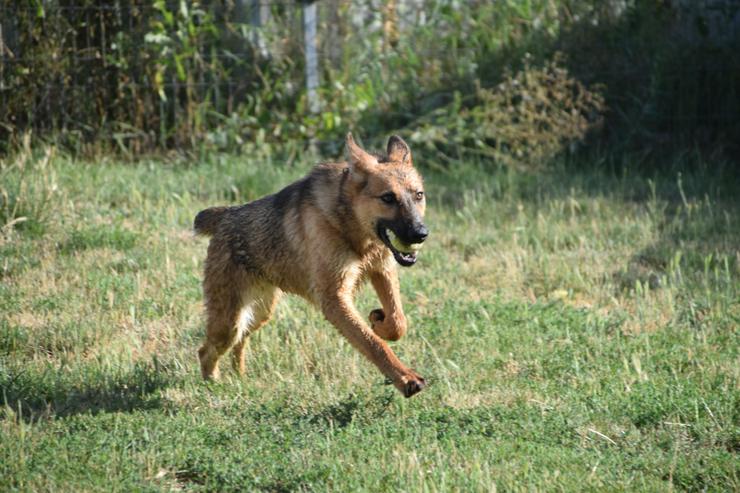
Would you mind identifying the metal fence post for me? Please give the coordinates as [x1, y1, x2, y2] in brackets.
[0, 20, 4, 91]
[303, 1, 320, 114]
[250, 0, 271, 57]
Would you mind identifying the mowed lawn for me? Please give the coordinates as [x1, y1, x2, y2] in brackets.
[1, 148, 738, 491]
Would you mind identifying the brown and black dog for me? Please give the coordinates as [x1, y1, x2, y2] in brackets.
[194, 133, 428, 397]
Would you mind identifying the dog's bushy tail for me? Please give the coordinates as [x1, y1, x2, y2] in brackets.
[194, 206, 229, 236]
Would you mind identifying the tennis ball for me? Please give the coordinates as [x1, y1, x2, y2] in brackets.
[388, 231, 423, 253]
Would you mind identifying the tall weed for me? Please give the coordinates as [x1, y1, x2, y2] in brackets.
[0, 137, 58, 237]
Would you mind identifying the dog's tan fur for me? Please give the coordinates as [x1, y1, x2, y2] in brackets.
[194, 133, 428, 397]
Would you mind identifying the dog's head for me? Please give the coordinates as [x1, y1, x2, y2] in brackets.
[345, 133, 427, 267]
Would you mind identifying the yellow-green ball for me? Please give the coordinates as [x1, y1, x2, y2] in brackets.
[390, 236, 423, 253]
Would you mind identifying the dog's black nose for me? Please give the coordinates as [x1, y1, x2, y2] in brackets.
[410, 224, 428, 243]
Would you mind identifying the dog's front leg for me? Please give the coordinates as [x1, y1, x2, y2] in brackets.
[368, 270, 407, 341]
[320, 292, 425, 398]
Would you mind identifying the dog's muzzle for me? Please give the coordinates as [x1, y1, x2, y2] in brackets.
[377, 221, 428, 267]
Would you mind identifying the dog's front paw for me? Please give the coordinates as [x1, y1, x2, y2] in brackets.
[399, 370, 426, 398]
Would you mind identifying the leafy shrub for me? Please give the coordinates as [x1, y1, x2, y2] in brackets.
[410, 55, 606, 169]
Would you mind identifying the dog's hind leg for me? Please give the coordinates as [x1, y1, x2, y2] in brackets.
[198, 254, 253, 380]
[198, 287, 242, 380]
[231, 286, 280, 376]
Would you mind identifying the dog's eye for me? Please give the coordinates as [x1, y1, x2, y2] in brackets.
[380, 193, 396, 204]
[415, 191, 424, 201]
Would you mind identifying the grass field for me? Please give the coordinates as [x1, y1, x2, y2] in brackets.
[1, 146, 738, 491]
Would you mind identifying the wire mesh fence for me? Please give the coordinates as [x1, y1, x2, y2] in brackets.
[1, 0, 739, 156]
[1, 1, 294, 151]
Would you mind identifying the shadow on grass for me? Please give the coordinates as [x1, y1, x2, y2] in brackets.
[601, 159, 740, 300]
[1, 360, 178, 421]
[247, 390, 395, 430]
[306, 391, 395, 429]
[616, 198, 740, 290]
[425, 149, 739, 311]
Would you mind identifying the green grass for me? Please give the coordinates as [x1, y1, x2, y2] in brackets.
[1, 147, 738, 491]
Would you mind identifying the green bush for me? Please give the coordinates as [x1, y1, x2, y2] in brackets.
[410, 55, 606, 169]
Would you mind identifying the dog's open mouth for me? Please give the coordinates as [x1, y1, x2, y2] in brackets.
[378, 227, 421, 267]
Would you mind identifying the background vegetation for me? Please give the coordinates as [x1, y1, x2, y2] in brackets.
[2, 0, 738, 164]
[1, 0, 738, 491]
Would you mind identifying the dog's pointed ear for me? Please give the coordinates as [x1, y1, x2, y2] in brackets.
[346, 132, 377, 172]
[387, 135, 412, 165]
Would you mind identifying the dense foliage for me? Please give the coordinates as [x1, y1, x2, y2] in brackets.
[1, 1, 738, 163]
